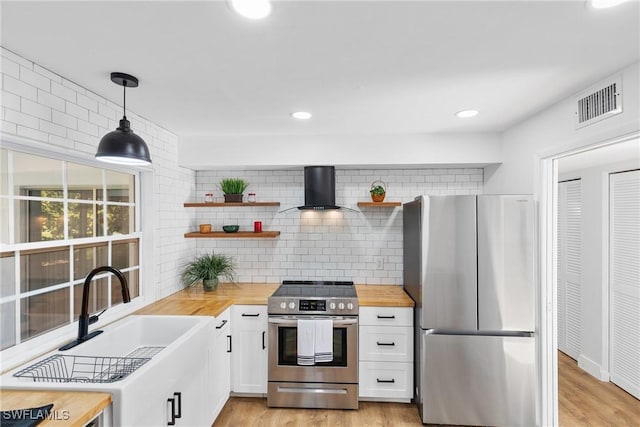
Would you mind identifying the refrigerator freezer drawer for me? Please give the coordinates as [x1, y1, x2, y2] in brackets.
[421, 332, 535, 426]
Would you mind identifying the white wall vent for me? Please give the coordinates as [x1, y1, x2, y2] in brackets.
[575, 75, 622, 129]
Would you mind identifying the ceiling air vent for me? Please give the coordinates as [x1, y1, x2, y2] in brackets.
[575, 75, 622, 129]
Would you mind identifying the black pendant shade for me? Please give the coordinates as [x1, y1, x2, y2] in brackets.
[96, 72, 152, 166]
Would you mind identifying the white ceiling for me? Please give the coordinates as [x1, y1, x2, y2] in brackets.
[1, 0, 639, 141]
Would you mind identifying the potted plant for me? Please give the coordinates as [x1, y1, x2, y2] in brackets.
[370, 180, 386, 202]
[181, 252, 236, 291]
[220, 178, 249, 203]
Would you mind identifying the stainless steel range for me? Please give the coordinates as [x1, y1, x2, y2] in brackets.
[267, 280, 359, 410]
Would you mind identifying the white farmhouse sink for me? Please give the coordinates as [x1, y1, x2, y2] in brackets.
[1, 315, 216, 426]
[60, 314, 206, 358]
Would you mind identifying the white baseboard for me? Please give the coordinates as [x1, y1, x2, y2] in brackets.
[578, 354, 610, 381]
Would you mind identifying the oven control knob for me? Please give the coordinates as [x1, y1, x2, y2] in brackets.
[329, 302, 336, 310]
[288, 302, 296, 309]
[338, 302, 345, 310]
[280, 302, 287, 309]
[347, 302, 354, 310]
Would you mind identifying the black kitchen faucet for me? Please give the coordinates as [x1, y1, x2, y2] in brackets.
[59, 266, 131, 351]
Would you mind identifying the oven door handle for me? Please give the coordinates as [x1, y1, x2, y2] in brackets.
[268, 318, 358, 326]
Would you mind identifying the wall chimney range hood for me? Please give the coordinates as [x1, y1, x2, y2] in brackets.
[298, 166, 340, 210]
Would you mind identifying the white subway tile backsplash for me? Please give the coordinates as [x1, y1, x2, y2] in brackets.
[51, 81, 76, 102]
[193, 167, 483, 284]
[5, 108, 38, 128]
[1, 58, 20, 79]
[37, 89, 65, 111]
[4, 75, 37, 100]
[17, 125, 48, 141]
[21, 98, 51, 121]
[1, 90, 20, 111]
[20, 66, 50, 91]
[39, 119, 67, 137]
[33, 64, 62, 83]
[76, 93, 98, 112]
[65, 101, 89, 121]
[0, 120, 17, 134]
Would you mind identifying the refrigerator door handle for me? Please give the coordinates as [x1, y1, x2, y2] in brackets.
[424, 329, 533, 338]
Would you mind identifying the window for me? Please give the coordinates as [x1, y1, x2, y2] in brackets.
[0, 149, 141, 350]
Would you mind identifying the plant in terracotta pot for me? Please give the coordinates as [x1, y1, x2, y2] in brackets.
[370, 180, 387, 202]
[220, 178, 249, 203]
[181, 252, 236, 291]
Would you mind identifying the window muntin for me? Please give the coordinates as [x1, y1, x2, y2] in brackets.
[0, 148, 141, 350]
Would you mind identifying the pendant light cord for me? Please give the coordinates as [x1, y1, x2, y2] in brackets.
[122, 82, 127, 120]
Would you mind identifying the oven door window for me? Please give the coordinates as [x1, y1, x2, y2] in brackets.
[277, 326, 348, 366]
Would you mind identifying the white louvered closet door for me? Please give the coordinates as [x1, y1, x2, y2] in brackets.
[609, 169, 640, 399]
[557, 179, 582, 359]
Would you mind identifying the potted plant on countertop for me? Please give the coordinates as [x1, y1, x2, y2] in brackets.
[370, 180, 386, 202]
[220, 178, 249, 203]
[181, 252, 236, 292]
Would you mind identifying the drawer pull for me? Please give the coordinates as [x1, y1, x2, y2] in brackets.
[216, 319, 228, 329]
[376, 341, 396, 346]
[242, 313, 260, 317]
[377, 315, 396, 319]
[376, 378, 396, 383]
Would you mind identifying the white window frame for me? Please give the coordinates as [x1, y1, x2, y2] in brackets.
[0, 136, 151, 371]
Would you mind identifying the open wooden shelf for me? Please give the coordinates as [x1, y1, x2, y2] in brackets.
[184, 231, 281, 238]
[357, 201, 402, 207]
[184, 202, 280, 207]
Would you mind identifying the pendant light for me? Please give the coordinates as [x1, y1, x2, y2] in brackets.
[96, 72, 152, 166]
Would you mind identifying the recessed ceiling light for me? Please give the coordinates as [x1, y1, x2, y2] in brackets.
[291, 111, 312, 120]
[455, 109, 479, 119]
[231, 0, 272, 20]
[590, 0, 627, 8]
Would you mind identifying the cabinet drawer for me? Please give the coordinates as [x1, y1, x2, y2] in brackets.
[359, 307, 412, 327]
[359, 361, 413, 399]
[232, 305, 267, 326]
[359, 325, 413, 362]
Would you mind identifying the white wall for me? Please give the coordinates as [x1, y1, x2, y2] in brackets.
[179, 133, 502, 169]
[559, 157, 639, 380]
[0, 47, 196, 300]
[485, 62, 640, 194]
[194, 167, 483, 284]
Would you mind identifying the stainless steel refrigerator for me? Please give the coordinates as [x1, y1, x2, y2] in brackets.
[403, 195, 535, 426]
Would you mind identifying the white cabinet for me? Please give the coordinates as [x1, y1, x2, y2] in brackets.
[209, 308, 232, 420]
[359, 307, 413, 402]
[127, 319, 215, 426]
[231, 305, 268, 394]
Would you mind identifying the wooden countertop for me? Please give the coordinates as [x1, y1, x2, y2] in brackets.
[137, 282, 413, 317]
[356, 284, 415, 307]
[0, 390, 111, 427]
[136, 282, 280, 317]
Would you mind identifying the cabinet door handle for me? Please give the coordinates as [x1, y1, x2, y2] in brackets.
[227, 335, 232, 353]
[376, 378, 396, 383]
[167, 397, 176, 426]
[242, 313, 260, 317]
[216, 319, 228, 329]
[173, 392, 182, 419]
[262, 331, 266, 350]
[376, 341, 396, 346]
[377, 315, 395, 319]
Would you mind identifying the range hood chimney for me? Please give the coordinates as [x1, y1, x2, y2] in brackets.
[298, 166, 340, 210]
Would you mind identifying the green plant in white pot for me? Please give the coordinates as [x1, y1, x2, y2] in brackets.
[181, 252, 236, 291]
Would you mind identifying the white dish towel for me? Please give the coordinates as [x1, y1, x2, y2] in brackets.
[314, 319, 334, 363]
[297, 319, 315, 366]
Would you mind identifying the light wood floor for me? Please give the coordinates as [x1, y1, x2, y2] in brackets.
[558, 351, 640, 427]
[213, 398, 422, 426]
[214, 354, 640, 426]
